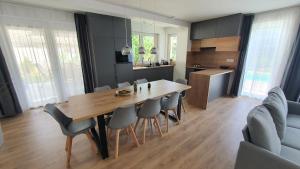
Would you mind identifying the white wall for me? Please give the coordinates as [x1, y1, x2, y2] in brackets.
[164, 27, 189, 80]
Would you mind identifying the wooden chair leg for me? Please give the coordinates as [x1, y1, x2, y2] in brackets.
[134, 117, 140, 132]
[65, 137, 69, 151]
[128, 124, 140, 147]
[85, 132, 98, 154]
[115, 129, 121, 159]
[66, 136, 73, 168]
[153, 116, 163, 137]
[165, 110, 169, 133]
[142, 118, 148, 144]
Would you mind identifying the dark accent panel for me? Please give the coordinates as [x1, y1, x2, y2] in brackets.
[190, 13, 244, 40]
[216, 14, 243, 37]
[116, 63, 134, 83]
[133, 66, 174, 82]
[208, 73, 230, 102]
[87, 14, 114, 37]
[113, 18, 131, 38]
[231, 15, 254, 96]
[0, 48, 22, 117]
[282, 25, 300, 101]
[74, 14, 95, 93]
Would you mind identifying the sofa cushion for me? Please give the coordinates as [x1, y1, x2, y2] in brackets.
[247, 105, 281, 155]
[280, 145, 300, 166]
[282, 127, 300, 150]
[268, 87, 288, 112]
[287, 114, 300, 129]
[263, 93, 287, 140]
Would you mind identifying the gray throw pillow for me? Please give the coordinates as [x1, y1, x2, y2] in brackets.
[263, 93, 287, 140]
[247, 105, 281, 155]
[268, 87, 288, 113]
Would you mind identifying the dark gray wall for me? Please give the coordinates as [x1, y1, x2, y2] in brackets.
[86, 13, 132, 88]
[190, 14, 244, 40]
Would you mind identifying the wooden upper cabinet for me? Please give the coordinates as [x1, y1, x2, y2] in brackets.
[190, 14, 243, 40]
[191, 36, 240, 52]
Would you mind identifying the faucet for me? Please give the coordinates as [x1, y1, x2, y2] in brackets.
[148, 58, 152, 67]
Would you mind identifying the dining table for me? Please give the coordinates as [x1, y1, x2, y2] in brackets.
[57, 80, 191, 159]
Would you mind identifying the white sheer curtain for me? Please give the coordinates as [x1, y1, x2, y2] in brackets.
[0, 2, 84, 110]
[241, 7, 300, 99]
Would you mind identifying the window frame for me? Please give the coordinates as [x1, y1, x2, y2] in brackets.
[167, 34, 178, 61]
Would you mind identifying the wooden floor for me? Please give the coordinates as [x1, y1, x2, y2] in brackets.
[0, 96, 260, 169]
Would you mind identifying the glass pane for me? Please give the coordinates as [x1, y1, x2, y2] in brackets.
[7, 26, 58, 107]
[169, 36, 177, 60]
[142, 35, 154, 62]
[132, 33, 140, 65]
[53, 30, 84, 96]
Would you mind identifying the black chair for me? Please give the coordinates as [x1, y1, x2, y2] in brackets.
[44, 104, 97, 168]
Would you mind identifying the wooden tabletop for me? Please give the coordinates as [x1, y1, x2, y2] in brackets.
[57, 80, 191, 121]
[191, 69, 234, 76]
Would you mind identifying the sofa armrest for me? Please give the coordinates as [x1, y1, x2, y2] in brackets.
[234, 141, 300, 169]
[288, 100, 300, 115]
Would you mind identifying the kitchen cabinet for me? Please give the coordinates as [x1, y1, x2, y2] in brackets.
[190, 36, 240, 52]
[116, 63, 134, 83]
[133, 66, 174, 82]
[190, 14, 243, 40]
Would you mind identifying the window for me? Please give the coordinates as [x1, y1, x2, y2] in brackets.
[4, 26, 84, 109]
[168, 34, 178, 61]
[241, 8, 300, 99]
[131, 32, 159, 65]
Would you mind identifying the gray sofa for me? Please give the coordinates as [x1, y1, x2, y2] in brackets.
[235, 87, 300, 169]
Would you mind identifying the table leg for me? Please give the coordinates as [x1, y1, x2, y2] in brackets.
[97, 115, 109, 159]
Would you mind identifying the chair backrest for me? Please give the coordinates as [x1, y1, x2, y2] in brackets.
[175, 78, 187, 85]
[138, 98, 161, 118]
[108, 105, 137, 129]
[136, 78, 148, 84]
[44, 104, 72, 134]
[94, 85, 111, 92]
[118, 82, 131, 88]
[164, 92, 180, 109]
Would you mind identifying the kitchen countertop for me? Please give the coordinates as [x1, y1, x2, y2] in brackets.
[133, 65, 174, 70]
[191, 68, 234, 76]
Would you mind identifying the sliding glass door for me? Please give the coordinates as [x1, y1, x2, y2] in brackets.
[2, 26, 84, 110]
[241, 7, 300, 99]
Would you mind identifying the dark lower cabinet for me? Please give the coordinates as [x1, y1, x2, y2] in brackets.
[116, 63, 134, 83]
[0, 124, 3, 146]
[133, 66, 174, 82]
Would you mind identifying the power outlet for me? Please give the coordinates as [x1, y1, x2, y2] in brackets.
[226, 59, 234, 63]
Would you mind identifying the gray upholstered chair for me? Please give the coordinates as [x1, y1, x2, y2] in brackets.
[107, 105, 140, 158]
[136, 78, 148, 84]
[161, 92, 180, 132]
[44, 104, 97, 167]
[94, 85, 111, 92]
[175, 78, 188, 112]
[134, 98, 163, 144]
[117, 82, 131, 88]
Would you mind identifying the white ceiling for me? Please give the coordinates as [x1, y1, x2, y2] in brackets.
[99, 0, 300, 22]
[3, 0, 300, 24]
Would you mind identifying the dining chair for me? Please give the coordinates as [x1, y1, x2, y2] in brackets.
[161, 92, 180, 132]
[44, 104, 97, 168]
[117, 82, 131, 88]
[136, 78, 148, 84]
[134, 98, 163, 144]
[107, 105, 140, 158]
[94, 85, 111, 92]
[175, 78, 188, 113]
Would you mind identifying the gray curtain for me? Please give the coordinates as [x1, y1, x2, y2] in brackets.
[0, 47, 22, 117]
[281, 25, 300, 102]
[74, 13, 95, 93]
[231, 14, 254, 96]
